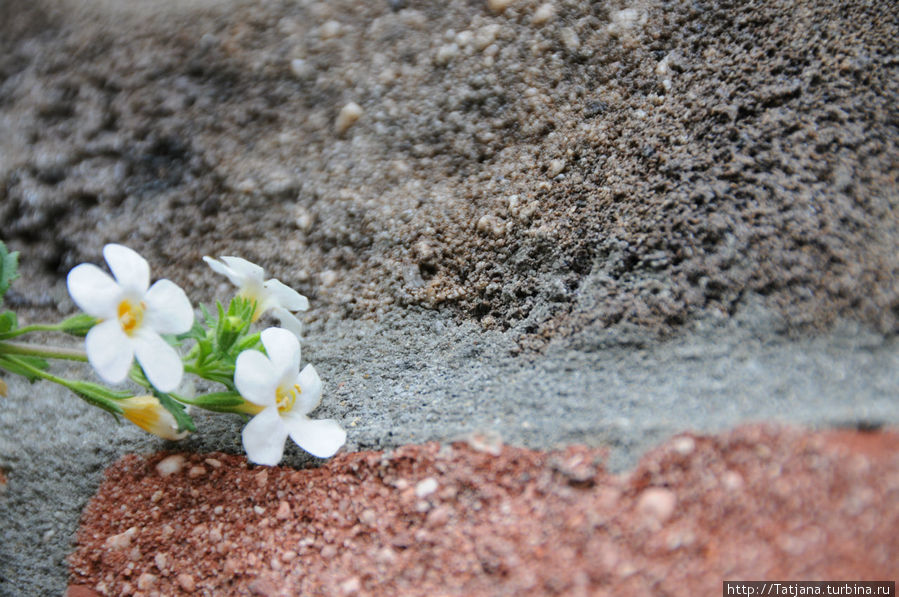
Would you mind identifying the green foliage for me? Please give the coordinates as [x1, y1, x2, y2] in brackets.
[0, 311, 17, 336]
[0, 241, 19, 305]
[0, 354, 50, 383]
[59, 314, 98, 337]
[154, 390, 196, 433]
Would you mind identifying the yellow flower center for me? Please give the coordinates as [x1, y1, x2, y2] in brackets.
[117, 299, 145, 336]
[275, 383, 301, 415]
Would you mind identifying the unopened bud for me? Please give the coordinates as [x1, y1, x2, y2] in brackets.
[120, 395, 189, 440]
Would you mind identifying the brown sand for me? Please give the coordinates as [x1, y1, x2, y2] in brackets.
[68, 425, 899, 596]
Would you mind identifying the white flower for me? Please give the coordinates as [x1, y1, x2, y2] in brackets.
[203, 255, 309, 338]
[67, 244, 194, 392]
[235, 327, 345, 464]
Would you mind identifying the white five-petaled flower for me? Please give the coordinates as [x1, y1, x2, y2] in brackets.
[235, 327, 345, 465]
[67, 244, 194, 392]
[203, 255, 309, 339]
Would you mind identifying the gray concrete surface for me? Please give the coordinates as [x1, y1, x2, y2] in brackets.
[2, 298, 898, 595]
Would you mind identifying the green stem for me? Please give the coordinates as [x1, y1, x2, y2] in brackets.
[0, 354, 121, 414]
[0, 341, 88, 362]
[2, 323, 63, 338]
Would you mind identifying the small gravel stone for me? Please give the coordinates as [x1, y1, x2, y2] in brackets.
[105, 527, 137, 550]
[136, 572, 156, 590]
[486, 0, 514, 13]
[276, 500, 291, 520]
[156, 455, 186, 477]
[335, 102, 363, 135]
[547, 158, 566, 177]
[415, 477, 439, 498]
[176, 573, 196, 592]
[188, 466, 206, 479]
[532, 3, 554, 25]
[637, 487, 677, 523]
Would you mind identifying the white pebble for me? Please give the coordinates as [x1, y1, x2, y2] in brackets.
[319, 20, 341, 40]
[474, 24, 501, 51]
[532, 2, 554, 25]
[637, 487, 677, 523]
[608, 8, 647, 35]
[476, 214, 506, 237]
[290, 58, 311, 79]
[105, 527, 137, 550]
[487, 0, 514, 13]
[435, 43, 459, 66]
[335, 102, 363, 135]
[156, 455, 186, 477]
[547, 158, 566, 177]
[415, 477, 439, 498]
[560, 27, 580, 52]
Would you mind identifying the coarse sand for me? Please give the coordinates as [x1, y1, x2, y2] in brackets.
[68, 425, 899, 596]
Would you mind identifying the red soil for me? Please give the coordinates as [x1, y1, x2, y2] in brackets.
[69, 425, 899, 596]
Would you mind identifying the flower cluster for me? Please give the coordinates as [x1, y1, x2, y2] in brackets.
[0, 241, 345, 465]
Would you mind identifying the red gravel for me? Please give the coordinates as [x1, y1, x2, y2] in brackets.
[69, 425, 899, 596]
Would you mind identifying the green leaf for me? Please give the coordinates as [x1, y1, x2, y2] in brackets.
[58, 313, 97, 336]
[154, 390, 196, 433]
[183, 391, 248, 413]
[0, 354, 49, 382]
[0, 311, 18, 336]
[0, 241, 20, 304]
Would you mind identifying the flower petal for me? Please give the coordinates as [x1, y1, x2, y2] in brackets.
[103, 244, 150, 294]
[132, 330, 184, 392]
[85, 319, 134, 384]
[296, 363, 323, 415]
[263, 278, 310, 311]
[203, 256, 244, 287]
[219, 256, 265, 283]
[67, 264, 122, 318]
[235, 349, 279, 406]
[284, 416, 346, 458]
[242, 407, 289, 465]
[270, 307, 304, 341]
[144, 279, 194, 334]
[260, 327, 300, 381]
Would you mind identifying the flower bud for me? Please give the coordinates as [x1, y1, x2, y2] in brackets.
[120, 395, 189, 440]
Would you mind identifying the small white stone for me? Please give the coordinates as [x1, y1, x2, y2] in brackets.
[154, 552, 168, 571]
[254, 505, 265, 515]
[637, 487, 677, 523]
[156, 455, 185, 477]
[487, 0, 514, 13]
[319, 20, 341, 40]
[105, 527, 137, 550]
[547, 158, 567, 177]
[560, 27, 580, 52]
[608, 8, 647, 35]
[295, 206, 314, 232]
[290, 58, 311, 79]
[320, 270, 339, 287]
[532, 2, 554, 25]
[415, 477, 439, 498]
[455, 30, 473, 48]
[476, 214, 506, 237]
[435, 43, 459, 66]
[335, 102, 363, 135]
[474, 24, 501, 51]
[672, 436, 695, 455]
[137, 573, 157, 590]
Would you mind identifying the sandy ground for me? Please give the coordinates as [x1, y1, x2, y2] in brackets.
[1, 0, 898, 594]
